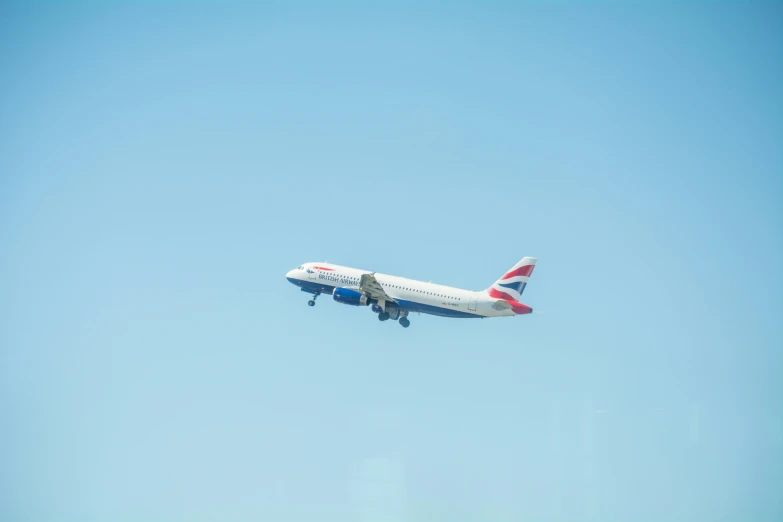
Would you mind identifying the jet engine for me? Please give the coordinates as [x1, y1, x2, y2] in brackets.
[333, 287, 369, 306]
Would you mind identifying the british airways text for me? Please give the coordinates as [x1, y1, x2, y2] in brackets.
[318, 272, 355, 286]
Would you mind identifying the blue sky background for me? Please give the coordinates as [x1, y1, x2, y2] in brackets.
[1, 2, 781, 521]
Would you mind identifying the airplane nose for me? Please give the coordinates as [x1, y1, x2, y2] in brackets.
[286, 269, 296, 279]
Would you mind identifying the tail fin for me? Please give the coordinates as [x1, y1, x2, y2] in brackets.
[487, 257, 538, 301]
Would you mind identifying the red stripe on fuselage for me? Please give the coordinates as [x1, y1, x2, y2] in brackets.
[312, 266, 334, 271]
[488, 288, 516, 300]
[487, 288, 533, 315]
[501, 264, 535, 280]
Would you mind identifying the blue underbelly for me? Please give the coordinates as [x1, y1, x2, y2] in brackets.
[394, 299, 481, 318]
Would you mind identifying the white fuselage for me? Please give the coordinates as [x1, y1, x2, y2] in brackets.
[286, 262, 532, 318]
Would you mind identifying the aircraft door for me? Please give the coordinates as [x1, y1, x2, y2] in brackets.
[308, 268, 317, 281]
[468, 294, 479, 312]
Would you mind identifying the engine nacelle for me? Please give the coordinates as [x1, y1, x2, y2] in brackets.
[333, 287, 369, 306]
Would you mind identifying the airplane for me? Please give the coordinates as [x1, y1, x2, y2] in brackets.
[285, 257, 537, 328]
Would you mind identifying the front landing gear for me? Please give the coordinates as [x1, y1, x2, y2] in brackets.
[308, 292, 320, 307]
[399, 317, 410, 328]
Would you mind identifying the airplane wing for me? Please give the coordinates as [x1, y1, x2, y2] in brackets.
[360, 273, 396, 304]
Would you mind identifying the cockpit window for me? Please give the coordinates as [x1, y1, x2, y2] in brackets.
[298, 266, 304, 270]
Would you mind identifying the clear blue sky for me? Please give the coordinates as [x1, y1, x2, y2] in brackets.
[1, 2, 781, 521]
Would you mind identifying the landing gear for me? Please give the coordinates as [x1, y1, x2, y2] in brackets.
[308, 292, 320, 307]
[376, 306, 408, 326]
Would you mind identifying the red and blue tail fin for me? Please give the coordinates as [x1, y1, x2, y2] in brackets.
[487, 257, 537, 302]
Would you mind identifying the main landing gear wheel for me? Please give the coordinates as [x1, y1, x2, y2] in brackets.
[399, 317, 410, 328]
[378, 312, 390, 321]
